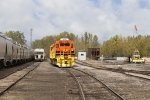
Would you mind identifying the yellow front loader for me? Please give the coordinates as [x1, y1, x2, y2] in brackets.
[130, 49, 145, 63]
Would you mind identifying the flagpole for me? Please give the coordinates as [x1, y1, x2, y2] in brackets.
[134, 25, 138, 35]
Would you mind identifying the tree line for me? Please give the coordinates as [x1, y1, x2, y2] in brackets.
[32, 31, 100, 57]
[4, 31, 150, 57]
[5, 31, 26, 45]
[101, 35, 150, 57]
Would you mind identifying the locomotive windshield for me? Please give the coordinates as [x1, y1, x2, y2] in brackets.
[35, 52, 44, 54]
[60, 42, 70, 46]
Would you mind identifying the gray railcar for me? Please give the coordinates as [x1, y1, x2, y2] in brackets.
[0, 35, 13, 66]
[5, 38, 13, 66]
[23, 46, 28, 61]
[20, 45, 24, 61]
[0, 35, 7, 65]
[16, 44, 21, 61]
[12, 42, 18, 64]
[0, 33, 34, 67]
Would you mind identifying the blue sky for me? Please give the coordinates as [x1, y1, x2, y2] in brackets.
[139, 0, 149, 8]
[91, 0, 149, 9]
[0, 0, 150, 44]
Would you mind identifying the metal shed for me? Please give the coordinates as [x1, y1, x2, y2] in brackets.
[78, 51, 86, 60]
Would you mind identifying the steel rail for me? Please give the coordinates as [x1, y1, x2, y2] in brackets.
[66, 69, 86, 100]
[72, 67, 125, 100]
[75, 60, 150, 81]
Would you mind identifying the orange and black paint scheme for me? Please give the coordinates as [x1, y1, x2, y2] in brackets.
[50, 38, 75, 67]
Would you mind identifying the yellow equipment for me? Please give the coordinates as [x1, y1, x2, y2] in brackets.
[130, 49, 145, 63]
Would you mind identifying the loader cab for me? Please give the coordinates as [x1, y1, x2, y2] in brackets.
[132, 50, 140, 59]
[131, 49, 145, 63]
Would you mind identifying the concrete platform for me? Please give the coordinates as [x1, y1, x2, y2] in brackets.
[0, 62, 79, 100]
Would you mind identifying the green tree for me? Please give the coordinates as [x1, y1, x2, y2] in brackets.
[80, 32, 100, 50]
[32, 32, 100, 57]
[5, 31, 26, 45]
[92, 35, 99, 48]
[32, 36, 55, 57]
[101, 35, 150, 57]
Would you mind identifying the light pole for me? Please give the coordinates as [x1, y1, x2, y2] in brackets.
[30, 28, 33, 48]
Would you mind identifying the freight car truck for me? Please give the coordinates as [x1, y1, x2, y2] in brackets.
[130, 49, 145, 63]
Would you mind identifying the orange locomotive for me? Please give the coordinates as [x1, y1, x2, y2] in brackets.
[50, 38, 75, 67]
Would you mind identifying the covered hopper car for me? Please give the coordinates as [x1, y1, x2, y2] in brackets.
[0, 33, 34, 67]
[50, 38, 75, 67]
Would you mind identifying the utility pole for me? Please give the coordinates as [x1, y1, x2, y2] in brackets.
[30, 28, 33, 48]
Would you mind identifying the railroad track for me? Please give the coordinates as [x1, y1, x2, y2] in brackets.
[75, 60, 150, 81]
[65, 68, 124, 100]
[66, 68, 85, 100]
[0, 62, 40, 96]
[0, 62, 34, 79]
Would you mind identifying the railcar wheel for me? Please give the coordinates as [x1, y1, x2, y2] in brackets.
[54, 59, 57, 65]
[0, 60, 4, 68]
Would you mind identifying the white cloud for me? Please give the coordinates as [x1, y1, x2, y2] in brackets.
[0, 0, 150, 44]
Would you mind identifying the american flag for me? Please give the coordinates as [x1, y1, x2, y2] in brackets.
[134, 25, 138, 31]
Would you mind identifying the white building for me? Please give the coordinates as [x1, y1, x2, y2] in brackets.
[78, 51, 86, 60]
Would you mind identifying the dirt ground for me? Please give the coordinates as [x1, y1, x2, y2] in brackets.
[75, 64, 150, 100]
[0, 62, 79, 100]
[79, 60, 150, 72]
[0, 62, 34, 79]
[1, 61, 150, 100]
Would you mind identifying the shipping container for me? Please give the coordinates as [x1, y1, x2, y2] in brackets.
[87, 48, 100, 60]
